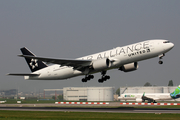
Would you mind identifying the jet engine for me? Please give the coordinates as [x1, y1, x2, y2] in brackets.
[92, 58, 111, 71]
[119, 62, 138, 72]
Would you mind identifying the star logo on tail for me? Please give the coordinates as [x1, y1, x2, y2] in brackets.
[29, 59, 38, 69]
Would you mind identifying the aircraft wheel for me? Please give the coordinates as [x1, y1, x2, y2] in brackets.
[98, 79, 103, 83]
[82, 78, 87, 82]
[159, 61, 163, 64]
[105, 75, 110, 80]
[102, 77, 106, 81]
[89, 75, 94, 79]
[86, 77, 91, 80]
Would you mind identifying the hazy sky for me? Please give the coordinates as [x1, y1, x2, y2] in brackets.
[1, 0, 180, 92]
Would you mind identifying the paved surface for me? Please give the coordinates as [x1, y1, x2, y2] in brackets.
[0, 102, 180, 113]
[0, 102, 120, 107]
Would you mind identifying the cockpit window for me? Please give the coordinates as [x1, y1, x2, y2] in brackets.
[163, 41, 170, 43]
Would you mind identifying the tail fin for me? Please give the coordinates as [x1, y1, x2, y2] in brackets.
[170, 85, 180, 99]
[143, 92, 145, 96]
[20, 47, 48, 72]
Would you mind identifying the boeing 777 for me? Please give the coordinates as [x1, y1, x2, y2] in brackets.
[8, 39, 174, 83]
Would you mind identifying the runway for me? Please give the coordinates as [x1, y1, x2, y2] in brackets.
[0, 106, 180, 113]
[1, 102, 180, 113]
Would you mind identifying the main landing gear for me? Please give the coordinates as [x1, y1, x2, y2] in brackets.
[82, 75, 94, 82]
[81, 71, 110, 83]
[98, 71, 110, 83]
[158, 53, 165, 64]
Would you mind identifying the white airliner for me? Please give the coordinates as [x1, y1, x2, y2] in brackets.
[8, 39, 174, 83]
[118, 85, 180, 103]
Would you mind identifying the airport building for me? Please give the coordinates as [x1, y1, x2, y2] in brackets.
[63, 87, 114, 101]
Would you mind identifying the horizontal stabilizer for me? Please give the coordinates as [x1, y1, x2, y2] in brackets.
[7, 73, 39, 76]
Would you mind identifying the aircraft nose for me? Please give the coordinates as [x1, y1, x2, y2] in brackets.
[170, 43, 174, 49]
[171, 43, 174, 48]
[162, 41, 174, 52]
[166, 42, 174, 51]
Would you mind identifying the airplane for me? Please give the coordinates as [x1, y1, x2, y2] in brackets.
[118, 85, 180, 103]
[8, 39, 174, 83]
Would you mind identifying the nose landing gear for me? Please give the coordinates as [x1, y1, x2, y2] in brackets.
[158, 53, 165, 64]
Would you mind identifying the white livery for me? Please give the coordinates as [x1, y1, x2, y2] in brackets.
[8, 39, 174, 83]
[119, 93, 172, 103]
[118, 85, 180, 103]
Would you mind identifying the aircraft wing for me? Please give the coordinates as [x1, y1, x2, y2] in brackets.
[142, 95, 160, 101]
[142, 95, 155, 101]
[18, 55, 92, 69]
[152, 98, 160, 100]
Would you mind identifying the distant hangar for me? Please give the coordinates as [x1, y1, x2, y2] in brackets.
[63, 87, 114, 101]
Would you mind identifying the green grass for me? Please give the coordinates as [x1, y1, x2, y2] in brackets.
[0, 110, 179, 120]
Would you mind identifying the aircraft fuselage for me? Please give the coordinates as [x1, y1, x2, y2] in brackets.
[26, 39, 174, 80]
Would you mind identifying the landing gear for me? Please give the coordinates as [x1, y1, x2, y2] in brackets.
[158, 53, 165, 64]
[147, 99, 157, 103]
[158, 61, 163, 64]
[82, 75, 94, 82]
[98, 71, 110, 83]
[81, 71, 110, 83]
[98, 75, 110, 83]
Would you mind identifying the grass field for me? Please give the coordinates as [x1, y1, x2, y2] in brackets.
[0, 110, 179, 120]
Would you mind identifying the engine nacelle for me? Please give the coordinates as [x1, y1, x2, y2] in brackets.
[119, 62, 138, 72]
[136, 98, 143, 103]
[92, 58, 111, 71]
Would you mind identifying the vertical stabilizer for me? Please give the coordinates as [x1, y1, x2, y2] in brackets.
[170, 85, 180, 99]
[20, 47, 48, 72]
